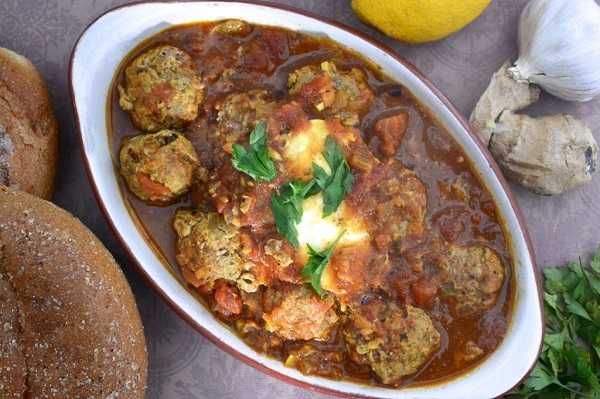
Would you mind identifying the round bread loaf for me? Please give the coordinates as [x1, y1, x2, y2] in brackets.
[0, 47, 59, 199]
[0, 187, 147, 398]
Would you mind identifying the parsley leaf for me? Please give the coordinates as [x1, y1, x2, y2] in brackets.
[571, 346, 600, 390]
[232, 121, 277, 182]
[564, 292, 593, 322]
[270, 135, 354, 248]
[510, 245, 600, 398]
[312, 136, 353, 217]
[547, 348, 562, 377]
[302, 231, 344, 296]
[270, 180, 316, 248]
[523, 364, 556, 391]
[270, 135, 354, 246]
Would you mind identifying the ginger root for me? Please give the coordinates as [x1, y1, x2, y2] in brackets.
[470, 61, 598, 195]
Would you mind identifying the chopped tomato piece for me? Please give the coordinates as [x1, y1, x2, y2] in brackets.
[150, 82, 175, 102]
[135, 172, 170, 199]
[410, 278, 438, 308]
[299, 75, 335, 109]
[214, 281, 243, 317]
[374, 113, 409, 157]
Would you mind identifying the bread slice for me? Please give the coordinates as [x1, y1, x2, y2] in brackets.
[0, 187, 147, 398]
[0, 48, 58, 199]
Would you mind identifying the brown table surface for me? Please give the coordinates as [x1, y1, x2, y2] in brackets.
[2, 0, 599, 397]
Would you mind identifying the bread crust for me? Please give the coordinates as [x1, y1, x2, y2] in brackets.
[0, 187, 147, 398]
[0, 47, 59, 199]
[0, 275, 27, 398]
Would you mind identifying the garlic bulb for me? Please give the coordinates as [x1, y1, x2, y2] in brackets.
[508, 0, 600, 102]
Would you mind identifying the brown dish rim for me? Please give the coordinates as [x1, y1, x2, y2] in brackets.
[68, 1, 544, 397]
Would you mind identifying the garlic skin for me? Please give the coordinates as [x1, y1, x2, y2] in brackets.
[508, 0, 600, 102]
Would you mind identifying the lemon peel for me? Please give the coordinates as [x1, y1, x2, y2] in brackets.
[352, 0, 492, 44]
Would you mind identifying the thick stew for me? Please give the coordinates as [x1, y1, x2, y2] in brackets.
[110, 20, 513, 388]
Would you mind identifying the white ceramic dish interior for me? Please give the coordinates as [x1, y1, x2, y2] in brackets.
[70, 2, 543, 398]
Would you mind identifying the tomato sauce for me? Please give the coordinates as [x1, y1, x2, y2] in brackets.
[109, 21, 514, 388]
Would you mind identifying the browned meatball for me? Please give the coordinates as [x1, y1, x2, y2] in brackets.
[210, 19, 252, 36]
[344, 299, 440, 385]
[186, 92, 279, 229]
[288, 61, 373, 126]
[119, 130, 199, 204]
[185, 90, 276, 173]
[119, 45, 204, 132]
[214, 90, 276, 152]
[352, 160, 427, 251]
[173, 209, 259, 292]
[263, 238, 303, 284]
[377, 164, 427, 240]
[437, 244, 505, 315]
[262, 285, 339, 341]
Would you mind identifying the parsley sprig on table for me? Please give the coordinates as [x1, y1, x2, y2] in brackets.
[510, 246, 600, 399]
[232, 121, 277, 182]
[313, 136, 354, 217]
[302, 231, 345, 296]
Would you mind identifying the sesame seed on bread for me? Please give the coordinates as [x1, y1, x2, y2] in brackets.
[0, 187, 147, 398]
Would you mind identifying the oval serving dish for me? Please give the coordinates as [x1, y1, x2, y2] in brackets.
[70, 2, 543, 398]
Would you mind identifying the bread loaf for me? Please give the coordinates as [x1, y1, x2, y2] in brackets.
[0, 187, 147, 398]
[0, 48, 59, 199]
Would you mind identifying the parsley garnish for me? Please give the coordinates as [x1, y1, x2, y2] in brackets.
[510, 245, 600, 398]
[270, 135, 353, 248]
[271, 180, 317, 248]
[302, 231, 344, 296]
[232, 121, 276, 182]
[312, 136, 353, 217]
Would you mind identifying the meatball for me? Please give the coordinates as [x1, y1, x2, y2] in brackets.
[436, 245, 505, 315]
[344, 300, 440, 385]
[288, 61, 373, 126]
[263, 238, 302, 284]
[187, 91, 277, 228]
[376, 165, 427, 241]
[173, 209, 258, 292]
[352, 160, 427, 250]
[119, 130, 199, 204]
[262, 285, 339, 341]
[215, 90, 276, 152]
[206, 162, 276, 229]
[119, 45, 204, 132]
[210, 19, 252, 36]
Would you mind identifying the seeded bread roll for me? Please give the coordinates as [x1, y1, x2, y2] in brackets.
[0, 47, 58, 199]
[0, 187, 147, 398]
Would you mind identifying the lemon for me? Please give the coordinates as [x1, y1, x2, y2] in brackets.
[352, 0, 492, 44]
